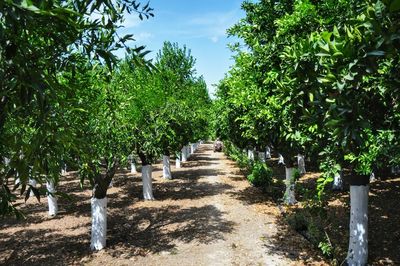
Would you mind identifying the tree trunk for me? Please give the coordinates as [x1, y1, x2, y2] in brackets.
[347, 175, 369, 265]
[258, 151, 266, 162]
[186, 145, 191, 158]
[248, 149, 254, 161]
[61, 163, 67, 175]
[369, 172, 376, 182]
[265, 146, 271, 159]
[142, 165, 155, 200]
[130, 162, 137, 174]
[284, 167, 296, 205]
[190, 143, 195, 154]
[333, 170, 344, 191]
[175, 153, 181, 168]
[90, 197, 107, 251]
[46, 181, 58, 216]
[278, 153, 285, 165]
[182, 146, 188, 162]
[89, 160, 117, 251]
[297, 154, 306, 174]
[29, 178, 36, 197]
[163, 155, 172, 179]
[391, 165, 400, 175]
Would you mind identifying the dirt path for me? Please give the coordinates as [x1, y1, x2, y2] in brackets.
[0, 143, 325, 265]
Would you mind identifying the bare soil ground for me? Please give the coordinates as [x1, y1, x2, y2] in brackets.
[0, 143, 326, 265]
[292, 171, 400, 265]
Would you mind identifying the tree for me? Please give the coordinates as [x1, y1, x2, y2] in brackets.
[0, 0, 153, 217]
[155, 42, 211, 177]
[219, 0, 400, 263]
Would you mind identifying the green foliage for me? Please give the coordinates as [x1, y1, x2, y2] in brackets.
[218, 0, 400, 261]
[247, 162, 273, 188]
[286, 210, 333, 259]
[318, 237, 333, 257]
[223, 141, 252, 172]
[0, 0, 156, 214]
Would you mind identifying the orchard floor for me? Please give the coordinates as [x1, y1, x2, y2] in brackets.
[0, 143, 327, 266]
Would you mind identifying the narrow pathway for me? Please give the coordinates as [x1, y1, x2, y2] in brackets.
[102, 143, 300, 265]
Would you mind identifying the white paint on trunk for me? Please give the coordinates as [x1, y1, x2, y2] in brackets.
[278, 154, 285, 165]
[46, 181, 58, 216]
[61, 164, 67, 175]
[130, 162, 137, 174]
[175, 154, 181, 168]
[297, 154, 306, 174]
[163, 155, 172, 179]
[142, 165, 155, 200]
[347, 185, 369, 266]
[265, 147, 271, 159]
[182, 146, 188, 162]
[333, 171, 344, 190]
[369, 172, 376, 182]
[29, 179, 36, 197]
[15, 177, 20, 185]
[284, 167, 296, 205]
[391, 165, 400, 175]
[248, 149, 255, 161]
[90, 197, 107, 251]
[258, 152, 266, 162]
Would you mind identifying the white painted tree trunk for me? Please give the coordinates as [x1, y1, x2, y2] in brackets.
[248, 149, 255, 161]
[46, 181, 58, 216]
[163, 155, 172, 179]
[258, 152, 266, 162]
[130, 162, 137, 174]
[175, 154, 181, 168]
[181, 147, 187, 162]
[333, 170, 344, 190]
[369, 172, 376, 182]
[347, 185, 369, 266]
[142, 165, 154, 200]
[265, 146, 271, 159]
[391, 165, 400, 174]
[29, 178, 36, 197]
[61, 164, 67, 175]
[278, 154, 285, 165]
[190, 143, 195, 154]
[297, 154, 306, 174]
[90, 197, 107, 251]
[284, 167, 296, 205]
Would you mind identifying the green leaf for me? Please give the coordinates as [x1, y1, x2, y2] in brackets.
[390, 0, 400, 12]
[31, 187, 41, 202]
[308, 93, 314, 102]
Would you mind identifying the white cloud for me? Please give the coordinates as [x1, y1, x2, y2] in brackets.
[210, 36, 219, 43]
[135, 32, 154, 42]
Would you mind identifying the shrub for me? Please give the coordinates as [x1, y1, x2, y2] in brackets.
[247, 162, 273, 188]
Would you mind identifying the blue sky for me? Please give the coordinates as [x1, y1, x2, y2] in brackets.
[117, 0, 245, 97]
